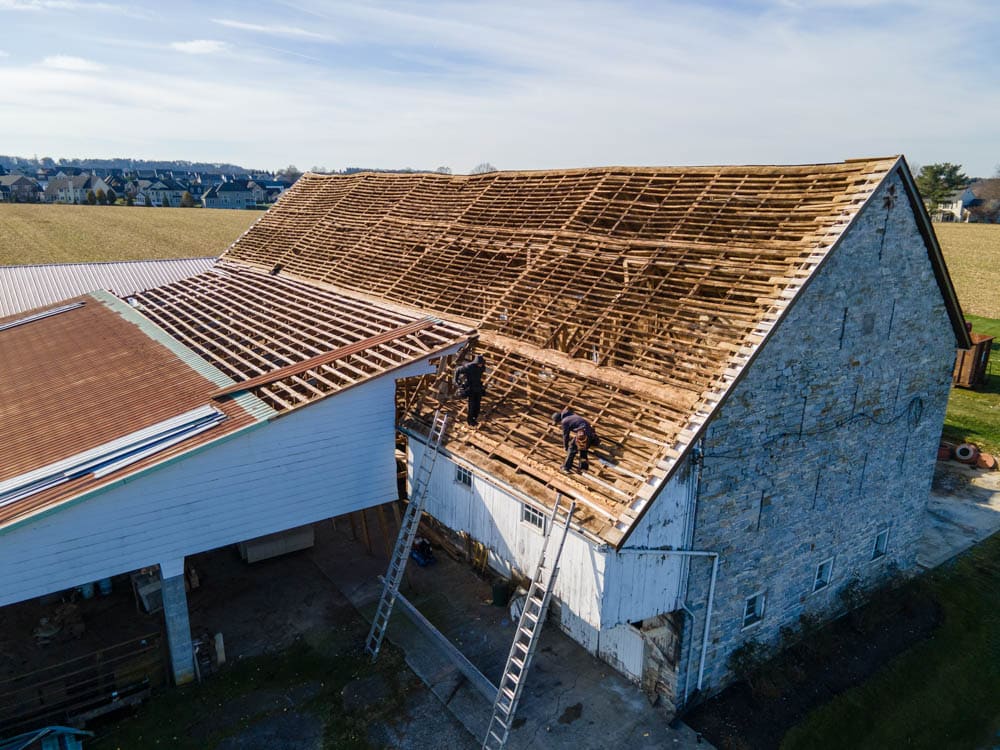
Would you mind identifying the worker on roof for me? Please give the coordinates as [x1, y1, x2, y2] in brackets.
[454, 354, 487, 426]
[553, 408, 597, 474]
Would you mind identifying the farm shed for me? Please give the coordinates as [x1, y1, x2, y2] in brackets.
[0, 285, 470, 685]
[210, 157, 970, 710]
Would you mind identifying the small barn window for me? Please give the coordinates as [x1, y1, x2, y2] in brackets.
[871, 529, 889, 561]
[455, 465, 472, 489]
[813, 558, 834, 593]
[742, 593, 765, 629]
[521, 503, 545, 532]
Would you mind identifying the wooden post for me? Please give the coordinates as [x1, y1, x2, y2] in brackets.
[359, 509, 373, 555]
[375, 504, 394, 559]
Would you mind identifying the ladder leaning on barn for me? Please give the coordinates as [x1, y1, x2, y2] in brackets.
[365, 409, 450, 661]
[483, 493, 576, 750]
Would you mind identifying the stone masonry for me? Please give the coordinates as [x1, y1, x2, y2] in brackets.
[673, 170, 959, 705]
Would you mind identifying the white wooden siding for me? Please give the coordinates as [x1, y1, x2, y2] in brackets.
[597, 623, 645, 681]
[601, 465, 692, 627]
[0, 358, 447, 608]
[413, 446, 607, 631]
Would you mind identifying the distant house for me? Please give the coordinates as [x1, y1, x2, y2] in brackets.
[0, 174, 41, 203]
[44, 174, 111, 204]
[146, 178, 187, 207]
[931, 189, 966, 222]
[964, 179, 1000, 223]
[202, 180, 255, 209]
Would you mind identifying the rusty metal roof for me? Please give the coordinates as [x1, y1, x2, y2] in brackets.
[0, 292, 268, 530]
[0, 257, 215, 317]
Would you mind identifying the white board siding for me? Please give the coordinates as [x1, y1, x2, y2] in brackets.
[597, 623, 645, 682]
[413, 446, 607, 631]
[0, 358, 446, 608]
[601, 464, 692, 628]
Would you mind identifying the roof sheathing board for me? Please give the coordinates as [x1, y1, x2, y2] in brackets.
[220, 159, 900, 543]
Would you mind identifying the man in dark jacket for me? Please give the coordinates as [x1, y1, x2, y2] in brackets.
[454, 354, 486, 426]
[553, 408, 595, 473]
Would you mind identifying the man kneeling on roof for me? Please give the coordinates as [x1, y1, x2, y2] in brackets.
[553, 408, 597, 474]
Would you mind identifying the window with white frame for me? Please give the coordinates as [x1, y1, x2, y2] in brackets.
[521, 503, 545, 532]
[742, 593, 765, 629]
[813, 558, 834, 592]
[455, 464, 472, 489]
[872, 529, 889, 560]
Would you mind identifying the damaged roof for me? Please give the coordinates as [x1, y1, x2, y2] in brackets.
[128, 262, 474, 413]
[0, 292, 270, 530]
[212, 159, 944, 544]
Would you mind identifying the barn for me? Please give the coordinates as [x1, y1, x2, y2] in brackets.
[201, 156, 969, 709]
[0, 156, 970, 716]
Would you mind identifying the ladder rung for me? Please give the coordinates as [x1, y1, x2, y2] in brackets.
[514, 642, 529, 653]
[488, 729, 505, 743]
[502, 687, 515, 701]
[519, 627, 534, 637]
[504, 673, 520, 686]
[511, 656, 524, 669]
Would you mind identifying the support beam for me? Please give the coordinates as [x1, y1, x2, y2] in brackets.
[391, 586, 498, 703]
[160, 560, 194, 685]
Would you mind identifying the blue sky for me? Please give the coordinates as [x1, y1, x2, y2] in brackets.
[0, 0, 996, 174]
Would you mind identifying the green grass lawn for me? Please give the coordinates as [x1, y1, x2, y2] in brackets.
[942, 314, 1000, 455]
[782, 534, 1000, 750]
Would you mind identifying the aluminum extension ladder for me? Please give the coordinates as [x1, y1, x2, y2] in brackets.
[483, 493, 576, 750]
[365, 410, 450, 661]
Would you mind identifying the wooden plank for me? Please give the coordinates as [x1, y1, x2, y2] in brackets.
[390, 587, 499, 703]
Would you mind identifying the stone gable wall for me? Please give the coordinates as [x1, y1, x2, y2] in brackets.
[674, 171, 957, 706]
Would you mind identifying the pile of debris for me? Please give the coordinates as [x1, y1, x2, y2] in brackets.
[938, 441, 997, 470]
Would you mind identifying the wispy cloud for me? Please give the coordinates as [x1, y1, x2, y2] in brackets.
[41, 55, 104, 72]
[0, 0, 116, 11]
[213, 18, 337, 42]
[0, 50, 9, 58]
[171, 39, 228, 55]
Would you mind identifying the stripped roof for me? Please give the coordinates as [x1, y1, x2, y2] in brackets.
[0, 292, 269, 530]
[213, 159, 948, 543]
[129, 262, 474, 413]
[0, 257, 215, 317]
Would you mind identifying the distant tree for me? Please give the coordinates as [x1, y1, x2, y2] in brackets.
[107, 188, 117, 205]
[994, 163, 1000, 178]
[915, 163, 968, 210]
[310, 165, 329, 174]
[276, 164, 303, 183]
[86, 190, 96, 205]
[95, 188, 107, 205]
[180, 191, 196, 208]
[162, 193, 171, 208]
[470, 162, 497, 175]
[435, 166, 452, 175]
[126, 194, 134, 207]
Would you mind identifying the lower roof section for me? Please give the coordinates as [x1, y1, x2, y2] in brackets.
[0, 257, 215, 317]
[0, 292, 270, 529]
[128, 261, 474, 413]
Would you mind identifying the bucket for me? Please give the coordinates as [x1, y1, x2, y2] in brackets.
[78, 582, 95, 600]
[97, 578, 112, 596]
[492, 580, 510, 607]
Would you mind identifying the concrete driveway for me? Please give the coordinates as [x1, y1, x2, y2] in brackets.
[918, 460, 1000, 568]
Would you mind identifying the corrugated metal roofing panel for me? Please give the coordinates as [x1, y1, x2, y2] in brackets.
[0, 257, 215, 316]
[0, 293, 265, 529]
